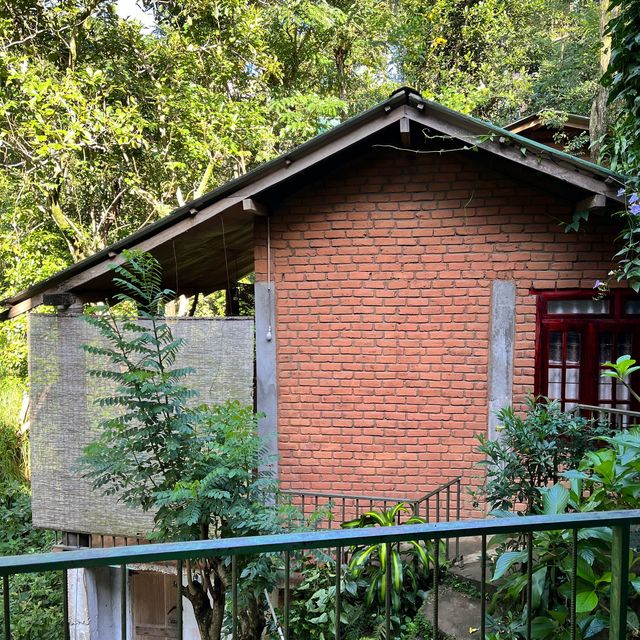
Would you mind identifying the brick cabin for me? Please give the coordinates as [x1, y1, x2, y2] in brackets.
[3, 87, 627, 519]
[253, 149, 619, 508]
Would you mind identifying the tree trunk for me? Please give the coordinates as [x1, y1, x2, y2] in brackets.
[183, 562, 226, 640]
[590, 0, 612, 162]
[238, 594, 266, 640]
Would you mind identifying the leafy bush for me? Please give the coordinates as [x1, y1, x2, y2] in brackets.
[283, 504, 443, 640]
[342, 503, 435, 615]
[78, 251, 280, 640]
[488, 429, 640, 639]
[475, 397, 611, 514]
[0, 377, 28, 483]
[0, 481, 63, 639]
[285, 555, 372, 640]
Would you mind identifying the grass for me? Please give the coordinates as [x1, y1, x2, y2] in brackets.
[443, 571, 482, 599]
[0, 376, 29, 482]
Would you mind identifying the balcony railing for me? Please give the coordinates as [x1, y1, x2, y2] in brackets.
[279, 476, 462, 525]
[280, 476, 463, 561]
[574, 404, 640, 429]
[1, 509, 639, 640]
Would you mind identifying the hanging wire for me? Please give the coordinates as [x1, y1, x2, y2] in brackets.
[221, 215, 232, 305]
[172, 239, 179, 296]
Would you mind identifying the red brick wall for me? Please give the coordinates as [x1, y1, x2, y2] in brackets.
[254, 149, 617, 516]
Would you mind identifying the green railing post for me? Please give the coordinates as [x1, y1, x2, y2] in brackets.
[120, 565, 127, 640]
[176, 560, 183, 640]
[609, 522, 630, 640]
[63, 570, 70, 640]
[3, 575, 10, 640]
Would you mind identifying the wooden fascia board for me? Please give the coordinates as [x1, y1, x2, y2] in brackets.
[508, 118, 543, 134]
[5, 294, 43, 319]
[8, 108, 404, 315]
[405, 106, 624, 202]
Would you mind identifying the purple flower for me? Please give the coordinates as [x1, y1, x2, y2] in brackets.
[631, 203, 640, 216]
[631, 193, 639, 204]
[593, 279, 604, 289]
[618, 187, 626, 197]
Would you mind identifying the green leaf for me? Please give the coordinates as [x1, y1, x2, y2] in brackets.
[390, 548, 403, 592]
[531, 566, 547, 609]
[540, 484, 569, 515]
[575, 590, 599, 613]
[492, 550, 528, 581]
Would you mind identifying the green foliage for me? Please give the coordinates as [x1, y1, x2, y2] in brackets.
[396, 0, 599, 123]
[475, 398, 611, 514]
[0, 377, 29, 483]
[600, 354, 640, 403]
[342, 503, 435, 621]
[401, 616, 452, 640]
[602, 0, 640, 178]
[0, 481, 63, 640]
[285, 556, 372, 640]
[78, 250, 280, 640]
[487, 429, 640, 639]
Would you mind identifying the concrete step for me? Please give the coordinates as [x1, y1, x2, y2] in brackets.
[423, 586, 483, 640]
[448, 535, 494, 589]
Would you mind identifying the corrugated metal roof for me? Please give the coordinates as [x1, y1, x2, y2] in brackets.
[1, 87, 626, 315]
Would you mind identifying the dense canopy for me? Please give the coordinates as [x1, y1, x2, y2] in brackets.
[0, 0, 631, 376]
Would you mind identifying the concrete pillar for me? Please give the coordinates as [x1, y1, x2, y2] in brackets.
[488, 280, 516, 439]
[67, 567, 129, 640]
[254, 282, 278, 475]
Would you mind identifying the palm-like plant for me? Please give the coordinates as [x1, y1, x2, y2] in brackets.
[341, 503, 435, 612]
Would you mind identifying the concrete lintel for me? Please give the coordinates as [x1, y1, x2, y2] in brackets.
[575, 193, 606, 212]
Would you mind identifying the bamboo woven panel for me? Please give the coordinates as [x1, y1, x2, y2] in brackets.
[28, 315, 254, 537]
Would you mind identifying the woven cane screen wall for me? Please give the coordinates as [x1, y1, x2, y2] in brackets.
[29, 315, 254, 537]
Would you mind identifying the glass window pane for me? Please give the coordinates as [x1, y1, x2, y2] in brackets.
[565, 383, 579, 400]
[618, 332, 633, 357]
[566, 331, 581, 365]
[548, 332, 562, 364]
[624, 300, 640, 315]
[617, 383, 631, 402]
[565, 367, 579, 400]
[548, 368, 562, 400]
[547, 299, 609, 314]
[600, 332, 613, 364]
[599, 377, 612, 401]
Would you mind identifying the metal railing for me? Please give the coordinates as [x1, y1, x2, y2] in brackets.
[279, 476, 462, 526]
[1, 509, 639, 640]
[574, 404, 640, 429]
[279, 477, 463, 560]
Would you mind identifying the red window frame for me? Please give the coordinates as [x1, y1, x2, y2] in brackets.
[534, 289, 640, 411]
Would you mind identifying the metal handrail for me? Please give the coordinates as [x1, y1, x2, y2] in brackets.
[1, 510, 638, 573]
[279, 478, 464, 560]
[280, 489, 417, 503]
[280, 476, 463, 522]
[1, 509, 638, 640]
[575, 404, 640, 419]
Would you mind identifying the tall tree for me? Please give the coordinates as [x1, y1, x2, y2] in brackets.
[602, 0, 640, 178]
[0, 0, 606, 379]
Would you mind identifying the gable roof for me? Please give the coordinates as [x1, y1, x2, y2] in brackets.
[1, 87, 626, 319]
[505, 112, 590, 135]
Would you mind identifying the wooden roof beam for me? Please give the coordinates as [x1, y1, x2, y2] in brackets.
[575, 194, 606, 212]
[400, 117, 411, 147]
[242, 198, 268, 217]
[403, 106, 624, 201]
